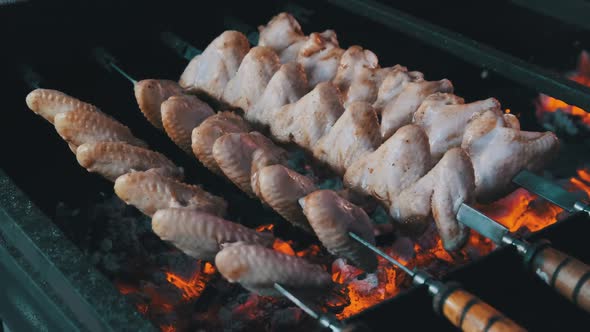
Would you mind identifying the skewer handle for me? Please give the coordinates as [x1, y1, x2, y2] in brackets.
[433, 283, 527, 332]
[525, 241, 590, 313]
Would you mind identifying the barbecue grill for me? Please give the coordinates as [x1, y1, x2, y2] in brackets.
[2, 0, 590, 331]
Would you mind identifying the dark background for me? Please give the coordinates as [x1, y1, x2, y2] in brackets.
[1, 0, 590, 331]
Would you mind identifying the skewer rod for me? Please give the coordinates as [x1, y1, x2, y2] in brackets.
[348, 231, 414, 276]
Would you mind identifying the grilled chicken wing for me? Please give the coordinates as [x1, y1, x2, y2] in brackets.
[257, 12, 305, 59]
[161, 95, 214, 154]
[246, 62, 309, 125]
[134, 79, 184, 129]
[300, 190, 377, 272]
[54, 108, 147, 150]
[462, 110, 559, 202]
[114, 170, 227, 217]
[413, 93, 501, 161]
[313, 101, 380, 174]
[333, 46, 381, 106]
[152, 208, 273, 261]
[215, 242, 331, 296]
[212, 132, 287, 196]
[344, 125, 431, 206]
[372, 66, 422, 113]
[26, 88, 99, 124]
[76, 142, 183, 182]
[222, 46, 281, 110]
[253, 165, 317, 232]
[297, 30, 344, 87]
[179, 31, 250, 99]
[391, 148, 474, 250]
[380, 78, 453, 140]
[191, 112, 251, 175]
[250, 148, 289, 199]
[271, 82, 344, 148]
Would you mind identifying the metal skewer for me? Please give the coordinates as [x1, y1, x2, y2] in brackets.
[458, 203, 590, 314]
[349, 231, 527, 331]
[513, 170, 590, 215]
[92, 47, 137, 85]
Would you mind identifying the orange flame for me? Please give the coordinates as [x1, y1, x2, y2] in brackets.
[160, 325, 176, 332]
[256, 223, 275, 232]
[273, 239, 296, 256]
[335, 168, 589, 318]
[537, 51, 590, 125]
[165, 268, 209, 301]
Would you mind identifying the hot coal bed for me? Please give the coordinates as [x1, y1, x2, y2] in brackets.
[2, 0, 590, 331]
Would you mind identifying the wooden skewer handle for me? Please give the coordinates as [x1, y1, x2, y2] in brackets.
[526, 242, 590, 313]
[433, 283, 526, 332]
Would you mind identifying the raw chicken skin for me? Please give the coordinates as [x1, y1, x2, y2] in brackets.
[391, 148, 475, 251]
[380, 78, 453, 140]
[372, 67, 423, 113]
[300, 190, 378, 272]
[26, 88, 99, 124]
[344, 125, 432, 206]
[179, 31, 250, 99]
[246, 62, 309, 125]
[215, 242, 331, 296]
[191, 111, 251, 175]
[152, 208, 273, 261]
[54, 108, 147, 150]
[134, 79, 183, 130]
[271, 82, 344, 148]
[161, 94, 214, 155]
[313, 101, 380, 174]
[114, 170, 227, 217]
[413, 93, 501, 161]
[257, 12, 305, 55]
[222, 46, 281, 110]
[296, 30, 344, 87]
[254, 165, 317, 232]
[462, 110, 559, 202]
[76, 142, 183, 182]
[212, 132, 287, 196]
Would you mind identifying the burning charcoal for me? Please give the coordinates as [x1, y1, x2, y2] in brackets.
[390, 236, 416, 263]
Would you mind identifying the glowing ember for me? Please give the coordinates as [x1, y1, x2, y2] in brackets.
[537, 51, 590, 125]
[160, 325, 176, 332]
[273, 239, 296, 256]
[256, 223, 275, 232]
[165, 265, 209, 301]
[203, 262, 216, 275]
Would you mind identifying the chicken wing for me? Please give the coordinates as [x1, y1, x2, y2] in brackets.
[257, 12, 305, 58]
[152, 208, 273, 261]
[161, 94, 214, 154]
[212, 132, 287, 196]
[222, 46, 281, 110]
[313, 101, 380, 174]
[26, 88, 99, 124]
[462, 110, 559, 202]
[245, 62, 309, 125]
[54, 108, 147, 150]
[344, 125, 431, 206]
[179, 31, 250, 99]
[372, 66, 422, 113]
[300, 190, 377, 272]
[271, 81, 344, 148]
[380, 78, 453, 140]
[114, 170, 227, 217]
[253, 165, 317, 232]
[215, 242, 331, 296]
[76, 142, 183, 182]
[191, 111, 251, 175]
[296, 30, 344, 87]
[391, 148, 474, 250]
[413, 93, 501, 161]
[134, 79, 184, 129]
